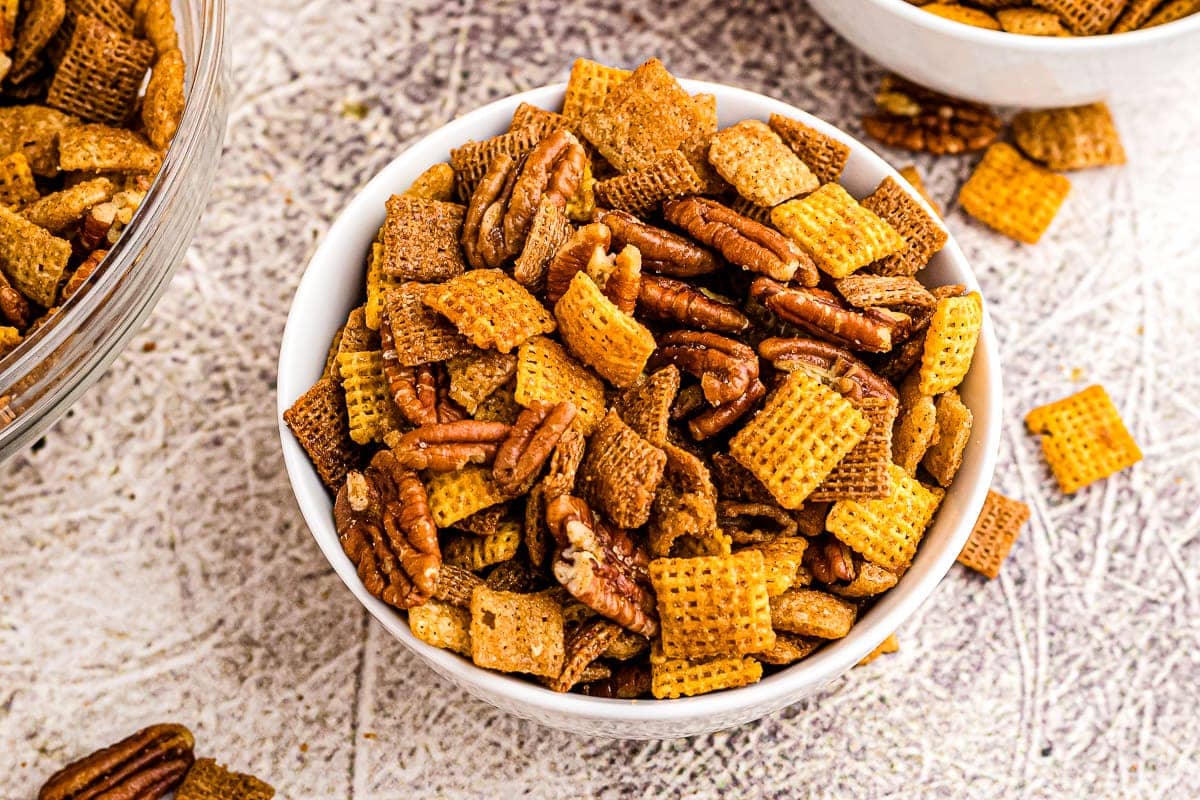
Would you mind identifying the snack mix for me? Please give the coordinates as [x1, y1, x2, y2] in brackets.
[910, 0, 1198, 34]
[286, 57, 988, 699]
[0, 0, 185, 359]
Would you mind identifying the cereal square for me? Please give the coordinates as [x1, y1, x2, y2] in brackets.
[1025, 384, 1142, 494]
[922, 389, 973, 487]
[957, 489, 1030, 578]
[593, 150, 704, 216]
[611, 365, 680, 446]
[379, 195, 467, 282]
[649, 642, 762, 699]
[958, 143, 1070, 244]
[561, 58, 631, 120]
[426, 465, 516, 528]
[826, 464, 945, 570]
[0, 105, 77, 177]
[768, 113, 851, 185]
[708, 119, 819, 207]
[409, 599, 472, 656]
[1012, 103, 1125, 171]
[772, 183, 907, 278]
[740, 536, 809, 598]
[861, 176, 948, 276]
[445, 349, 518, 414]
[383, 282, 474, 364]
[810, 394, 899, 502]
[47, 16, 154, 125]
[0, 206, 71, 307]
[997, 7, 1070, 35]
[553, 270, 656, 388]
[918, 291, 983, 395]
[579, 409, 667, 529]
[1031, 0, 1125, 34]
[424, 268, 556, 354]
[470, 587, 565, 678]
[922, 3, 1002, 28]
[336, 350, 402, 445]
[450, 121, 558, 200]
[282, 377, 360, 491]
[893, 372, 939, 475]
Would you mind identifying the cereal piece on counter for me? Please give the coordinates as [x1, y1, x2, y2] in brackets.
[612, 365, 680, 446]
[997, 7, 1071, 34]
[403, 162, 456, 202]
[649, 641, 763, 699]
[469, 586, 565, 678]
[283, 377, 360, 491]
[578, 57, 702, 173]
[561, 57, 631, 121]
[409, 598, 472, 656]
[959, 142, 1071, 244]
[826, 464, 944, 570]
[769, 587, 857, 638]
[553, 270, 656, 387]
[756, 632, 822, 665]
[729, 370, 870, 510]
[739, 536, 809, 597]
[446, 349, 517, 415]
[444, 521, 522, 571]
[810, 394, 899, 502]
[379, 194, 467, 282]
[893, 372, 939, 474]
[58, 124, 161, 173]
[426, 464, 516, 528]
[650, 550, 775, 659]
[11, 0, 66, 75]
[0, 206, 72, 306]
[830, 561, 899, 598]
[0, 105, 76, 176]
[897, 165, 942, 216]
[0, 151, 39, 205]
[708, 119, 819, 207]
[922, 389, 973, 487]
[1012, 102, 1126, 170]
[957, 489, 1030, 578]
[21, 177, 115, 232]
[1031, 0, 1126, 34]
[337, 350, 401, 445]
[141, 47, 184, 149]
[579, 409, 667, 529]
[1025, 384, 1142, 493]
[176, 757, 275, 800]
[450, 121, 556, 200]
[47, 16, 154, 125]
[772, 183, 907, 278]
[921, 2, 1003, 28]
[593, 149, 704, 216]
[861, 176, 948, 276]
[768, 112, 851, 185]
[382, 282, 474, 365]
[513, 196, 572, 290]
[424, 269, 556, 354]
[918, 291, 982, 395]
[858, 633, 900, 665]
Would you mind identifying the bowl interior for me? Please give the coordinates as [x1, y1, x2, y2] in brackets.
[277, 81, 1002, 729]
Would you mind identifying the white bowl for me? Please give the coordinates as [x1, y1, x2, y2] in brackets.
[277, 81, 1002, 739]
[809, 0, 1200, 108]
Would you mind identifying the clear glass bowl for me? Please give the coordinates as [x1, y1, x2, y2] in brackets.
[0, 0, 229, 460]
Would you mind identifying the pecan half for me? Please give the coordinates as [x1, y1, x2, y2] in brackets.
[580, 662, 653, 698]
[806, 536, 858, 584]
[663, 196, 818, 286]
[388, 420, 511, 472]
[758, 338, 897, 402]
[38, 724, 194, 800]
[60, 249, 107, 303]
[462, 153, 519, 269]
[597, 244, 642, 314]
[492, 400, 577, 493]
[596, 207, 720, 277]
[0, 270, 31, 328]
[863, 75, 1001, 155]
[717, 501, 798, 544]
[546, 221, 611, 303]
[335, 451, 440, 608]
[638, 275, 749, 333]
[750, 277, 908, 353]
[650, 330, 759, 406]
[504, 129, 587, 258]
[546, 494, 659, 637]
[688, 377, 765, 440]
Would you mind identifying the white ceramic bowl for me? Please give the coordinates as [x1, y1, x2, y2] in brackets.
[809, 0, 1200, 108]
[277, 81, 1002, 739]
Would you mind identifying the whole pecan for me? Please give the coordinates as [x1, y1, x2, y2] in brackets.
[546, 221, 611, 303]
[462, 153, 519, 269]
[863, 75, 1001, 155]
[503, 129, 587, 258]
[492, 400, 577, 493]
[388, 420, 511, 472]
[335, 451, 440, 608]
[38, 723, 194, 800]
[688, 377, 765, 440]
[717, 501, 798, 544]
[806, 536, 858, 585]
[638, 274, 749, 333]
[663, 196, 818, 286]
[650, 330, 759, 406]
[379, 325, 463, 427]
[0, 270, 31, 328]
[545, 494, 659, 637]
[758, 338, 897, 402]
[750, 277, 908, 354]
[596, 208, 720, 277]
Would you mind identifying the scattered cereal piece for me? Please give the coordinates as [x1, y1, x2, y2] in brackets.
[708, 119, 819, 207]
[470, 586, 565, 678]
[47, 16, 155, 125]
[446, 349, 517, 414]
[918, 291, 983, 395]
[337, 350, 401, 445]
[770, 587, 857, 638]
[561, 57, 630, 121]
[424, 269, 556, 354]
[379, 194, 467, 282]
[579, 409, 667, 529]
[958, 489, 1030, 578]
[997, 7, 1070, 34]
[403, 162, 456, 202]
[553, 270, 656, 388]
[176, 757, 275, 800]
[1012, 103, 1126, 170]
[861, 176, 948, 277]
[857, 633, 899, 666]
[768, 112, 851, 184]
[58, 124, 162, 173]
[0, 206, 72, 307]
[922, 389, 973, 486]
[772, 183, 908, 278]
[382, 282, 474, 364]
[593, 149, 705, 216]
[922, 2, 1003, 28]
[514, 336, 606, 434]
[959, 142, 1071, 244]
[0, 151, 39, 205]
[649, 641, 762, 699]
[409, 598, 472, 656]
[1031, 0, 1126, 34]
[21, 177, 115, 232]
[283, 377, 360, 491]
[141, 47, 185, 149]
[826, 464, 944, 570]
[1025, 384, 1142, 493]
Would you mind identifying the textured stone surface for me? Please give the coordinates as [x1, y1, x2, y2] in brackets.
[3, 0, 1200, 797]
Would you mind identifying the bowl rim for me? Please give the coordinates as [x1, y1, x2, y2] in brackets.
[277, 79, 1002, 725]
[868, 0, 1200, 47]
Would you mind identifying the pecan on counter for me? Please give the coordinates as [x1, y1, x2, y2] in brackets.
[387, 420, 512, 472]
[545, 494, 659, 637]
[750, 277, 909, 354]
[38, 724, 195, 800]
[596, 208, 720, 277]
[492, 400, 577, 494]
[863, 75, 1001, 155]
[758, 337, 898, 402]
[638, 274, 750, 333]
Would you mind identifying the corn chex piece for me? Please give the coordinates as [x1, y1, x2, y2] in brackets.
[47, 16, 154, 125]
[1031, 0, 1126, 33]
[0, 152, 39, 206]
[593, 149, 704, 217]
[810, 394, 899, 502]
[918, 291, 983, 396]
[283, 377, 360, 490]
[772, 183, 907, 279]
[770, 588, 857, 638]
[893, 372, 938, 475]
[579, 409, 667, 529]
[363, 241, 389, 330]
[554, 270, 656, 388]
[0, 206, 72, 307]
[141, 47, 185, 149]
[649, 641, 762, 699]
[826, 464, 944, 570]
[922, 2, 1002, 28]
[1025, 384, 1141, 494]
[1012, 103, 1125, 171]
[336, 350, 401, 445]
[424, 269, 555, 354]
[0, 105, 77, 177]
[511, 102, 574, 136]
[612, 364, 680, 446]
[1142, 0, 1200, 27]
[650, 550, 775, 659]
[449, 122, 557, 200]
[378, 194, 466, 283]
[756, 632, 822, 666]
[958, 489, 1030, 578]
[562, 58, 631, 121]
[959, 142, 1070, 244]
[470, 586, 564, 678]
[708, 119, 819, 207]
[858, 633, 900, 666]
[923, 389, 973, 487]
[729, 370, 871, 510]
[444, 521, 522, 571]
[861, 176, 947, 277]
[739, 536, 809, 597]
[513, 196, 572, 291]
[768, 113, 851, 185]
[426, 465, 516, 528]
[897, 165, 942, 217]
[58, 124, 161, 173]
[383, 282, 474, 364]
[22, 177, 115, 233]
[446, 349, 517, 414]
[408, 598, 472, 656]
[176, 758, 274, 800]
[514, 336, 606, 434]
[997, 7, 1070, 34]
[403, 162, 456, 202]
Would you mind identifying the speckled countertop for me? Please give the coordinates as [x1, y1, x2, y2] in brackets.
[3, 1, 1199, 797]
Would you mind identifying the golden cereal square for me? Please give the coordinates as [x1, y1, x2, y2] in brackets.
[826, 464, 944, 570]
[772, 183, 907, 279]
[379, 195, 467, 282]
[403, 162, 456, 202]
[176, 758, 274, 800]
[1012, 103, 1126, 171]
[1031, 0, 1125, 34]
[650, 642, 763, 699]
[918, 291, 983, 395]
[593, 150, 704, 217]
[729, 370, 871, 510]
[470, 586, 565, 678]
[408, 598, 472, 656]
[424, 268, 556, 354]
[282, 377, 360, 492]
[997, 7, 1070, 34]
[922, 389, 973, 487]
[679, 92, 725, 193]
[514, 336, 607, 434]
[0, 206, 71, 307]
[707, 119, 819, 207]
[741, 537, 809, 597]
[650, 550, 775, 659]
[426, 465, 516, 528]
[553, 270, 656, 388]
[444, 523, 522, 571]
[579, 409, 667, 529]
[383, 282, 474, 364]
[0, 151, 39, 205]
[561, 58, 631, 120]
[768, 113, 851, 185]
[578, 57, 702, 174]
[957, 489, 1030, 578]
[47, 16, 154, 125]
[810, 395, 899, 502]
[922, 3, 1002, 28]
[1025, 384, 1142, 494]
[363, 241, 391, 330]
[769, 588, 858, 638]
[58, 124, 161, 173]
[861, 176, 948, 277]
[336, 350, 401, 445]
[958, 142, 1070, 244]
[446, 349, 518, 414]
